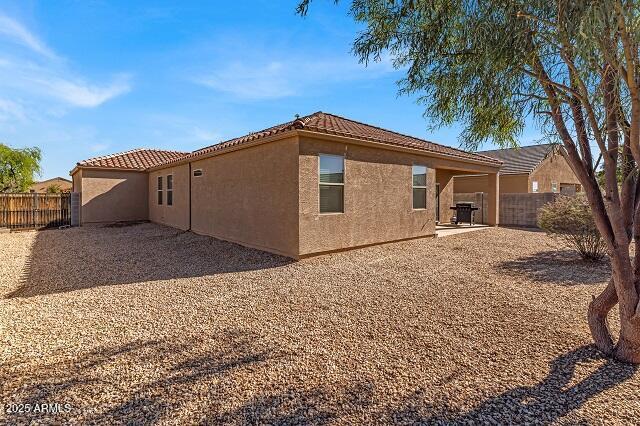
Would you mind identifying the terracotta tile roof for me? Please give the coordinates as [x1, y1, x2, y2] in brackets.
[479, 143, 559, 174]
[158, 112, 501, 167]
[77, 148, 189, 170]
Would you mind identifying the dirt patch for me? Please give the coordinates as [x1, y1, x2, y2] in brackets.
[0, 224, 637, 424]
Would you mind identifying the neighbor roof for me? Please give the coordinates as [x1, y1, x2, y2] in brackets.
[75, 148, 189, 171]
[478, 144, 559, 175]
[34, 177, 72, 184]
[157, 112, 502, 168]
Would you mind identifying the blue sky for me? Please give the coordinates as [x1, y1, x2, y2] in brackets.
[0, 1, 542, 180]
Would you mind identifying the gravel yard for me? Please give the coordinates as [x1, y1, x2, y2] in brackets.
[1, 223, 638, 424]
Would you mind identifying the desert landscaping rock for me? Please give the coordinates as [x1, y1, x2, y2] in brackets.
[0, 223, 638, 424]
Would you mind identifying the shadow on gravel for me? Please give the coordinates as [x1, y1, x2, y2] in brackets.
[5, 223, 293, 298]
[3, 337, 635, 424]
[385, 345, 637, 424]
[1, 329, 285, 424]
[199, 346, 636, 424]
[496, 250, 610, 285]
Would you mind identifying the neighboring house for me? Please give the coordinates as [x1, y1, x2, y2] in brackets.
[453, 144, 581, 195]
[71, 112, 502, 258]
[29, 177, 72, 193]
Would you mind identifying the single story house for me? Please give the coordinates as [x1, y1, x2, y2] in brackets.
[70, 149, 188, 224]
[453, 143, 581, 195]
[71, 112, 502, 258]
[30, 177, 72, 193]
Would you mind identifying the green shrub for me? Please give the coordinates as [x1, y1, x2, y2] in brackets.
[538, 195, 608, 262]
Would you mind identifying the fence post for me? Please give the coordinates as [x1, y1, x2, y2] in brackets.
[71, 192, 80, 226]
[33, 192, 38, 228]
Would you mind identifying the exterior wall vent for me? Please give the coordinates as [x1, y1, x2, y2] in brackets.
[193, 169, 203, 177]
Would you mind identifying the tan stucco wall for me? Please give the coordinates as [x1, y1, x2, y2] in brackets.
[500, 174, 529, 193]
[453, 151, 579, 194]
[189, 137, 300, 257]
[453, 174, 489, 193]
[436, 169, 455, 223]
[298, 137, 438, 256]
[72, 171, 82, 193]
[148, 164, 190, 231]
[78, 169, 149, 224]
[529, 152, 580, 193]
[453, 173, 528, 193]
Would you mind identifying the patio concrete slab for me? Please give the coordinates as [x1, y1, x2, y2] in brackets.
[436, 224, 491, 237]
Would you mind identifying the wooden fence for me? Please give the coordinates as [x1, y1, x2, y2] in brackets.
[0, 193, 71, 230]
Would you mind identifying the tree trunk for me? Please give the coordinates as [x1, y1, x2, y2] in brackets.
[588, 278, 616, 355]
[615, 321, 640, 363]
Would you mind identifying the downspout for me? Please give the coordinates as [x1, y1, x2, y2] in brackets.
[188, 162, 192, 231]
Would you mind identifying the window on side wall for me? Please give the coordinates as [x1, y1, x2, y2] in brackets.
[319, 154, 344, 214]
[412, 165, 427, 209]
[157, 176, 163, 205]
[532, 181, 539, 193]
[551, 181, 558, 193]
[167, 175, 173, 206]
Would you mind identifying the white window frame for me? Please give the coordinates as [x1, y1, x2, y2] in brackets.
[412, 164, 428, 210]
[157, 176, 163, 205]
[318, 153, 345, 214]
[551, 181, 558, 193]
[166, 174, 173, 206]
[532, 180, 539, 193]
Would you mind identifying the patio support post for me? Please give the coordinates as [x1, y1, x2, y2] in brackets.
[487, 172, 499, 226]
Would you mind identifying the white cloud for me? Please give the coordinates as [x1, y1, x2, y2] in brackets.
[0, 13, 131, 112]
[88, 143, 109, 153]
[198, 61, 295, 100]
[0, 98, 26, 122]
[30, 73, 131, 108]
[191, 127, 221, 142]
[194, 50, 399, 101]
[0, 14, 57, 59]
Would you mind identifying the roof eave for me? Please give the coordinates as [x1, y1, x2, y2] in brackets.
[70, 164, 147, 176]
[147, 130, 299, 171]
[296, 129, 502, 169]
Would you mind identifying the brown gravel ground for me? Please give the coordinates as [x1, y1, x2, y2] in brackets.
[1, 223, 638, 425]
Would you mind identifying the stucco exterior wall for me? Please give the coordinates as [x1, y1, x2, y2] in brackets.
[500, 174, 529, 193]
[298, 137, 438, 256]
[529, 152, 580, 193]
[189, 137, 299, 257]
[72, 170, 82, 193]
[453, 173, 528, 193]
[436, 169, 456, 223]
[453, 174, 489, 193]
[77, 169, 148, 224]
[148, 164, 190, 231]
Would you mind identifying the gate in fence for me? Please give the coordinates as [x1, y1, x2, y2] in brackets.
[0, 193, 71, 230]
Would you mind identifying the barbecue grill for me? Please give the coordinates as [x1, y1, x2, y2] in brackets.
[449, 203, 479, 225]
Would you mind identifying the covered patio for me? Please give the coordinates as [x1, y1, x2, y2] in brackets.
[435, 162, 500, 227]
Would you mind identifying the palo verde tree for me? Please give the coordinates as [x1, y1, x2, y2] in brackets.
[0, 144, 41, 193]
[299, 0, 640, 363]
